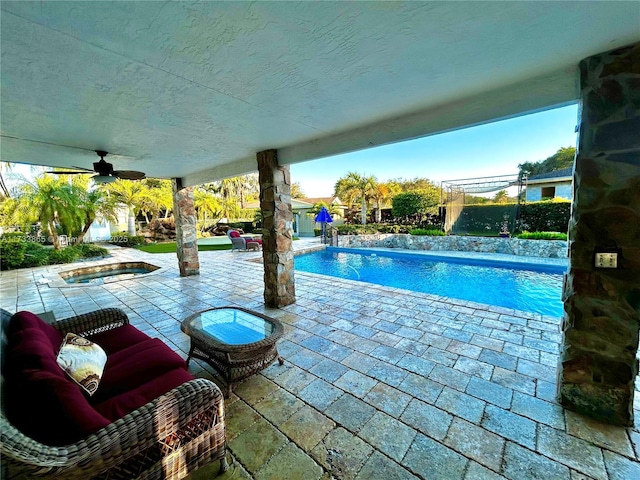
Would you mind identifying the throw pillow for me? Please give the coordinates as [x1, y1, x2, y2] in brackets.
[56, 333, 107, 396]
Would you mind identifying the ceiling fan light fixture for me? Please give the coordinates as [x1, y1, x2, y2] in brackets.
[93, 175, 116, 184]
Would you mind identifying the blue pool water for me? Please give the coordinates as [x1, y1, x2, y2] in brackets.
[294, 248, 565, 317]
[64, 267, 152, 284]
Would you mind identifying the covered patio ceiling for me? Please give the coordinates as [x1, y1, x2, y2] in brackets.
[1, 1, 639, 187]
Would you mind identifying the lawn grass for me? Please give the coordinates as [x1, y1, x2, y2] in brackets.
[137, 242, 232, 253]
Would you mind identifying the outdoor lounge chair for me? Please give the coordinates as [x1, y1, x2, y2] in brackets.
[0, 308, 228, 479]
[227, 229, 262, 251]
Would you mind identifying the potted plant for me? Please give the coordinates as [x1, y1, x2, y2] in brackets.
[499, 217, 510, 238]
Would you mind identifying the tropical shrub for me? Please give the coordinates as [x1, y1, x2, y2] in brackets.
[335, 224, 379, 235]
[74, 243, 109, 258]
[20, 242, 50, 268]
[410, 229, 446, 236]
[47, 247, 80, 265]
[0, 235, 26, 270]
[516, 231, 568, 241]
[376, 224, 409, 234]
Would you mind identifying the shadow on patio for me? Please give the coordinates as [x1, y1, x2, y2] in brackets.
[1, 240, 638, 480]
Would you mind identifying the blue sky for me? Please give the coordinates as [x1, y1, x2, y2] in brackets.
[290, 103, 579, 198]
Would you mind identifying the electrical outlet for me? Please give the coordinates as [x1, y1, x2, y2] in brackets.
[595, 252, 618, 268]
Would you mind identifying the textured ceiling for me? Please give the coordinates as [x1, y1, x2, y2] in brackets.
[1, 1, 639, 186]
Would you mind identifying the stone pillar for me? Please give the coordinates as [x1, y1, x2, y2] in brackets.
[257, 149, 296, 307]
[171, 179, 200, 277]
[558, 43, 640, 426]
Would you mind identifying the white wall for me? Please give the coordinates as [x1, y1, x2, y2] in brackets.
[83, 219, 112, 242]
[525, 181, 572, 202]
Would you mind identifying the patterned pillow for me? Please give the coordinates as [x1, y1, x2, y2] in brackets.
[56, 333, 107, 396]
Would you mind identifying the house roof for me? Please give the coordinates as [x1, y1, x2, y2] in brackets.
[245, 198, 314, 210]
[527, 167, 573, 182]
[1, 2, 638, 186]
[300, 197, 344, 207]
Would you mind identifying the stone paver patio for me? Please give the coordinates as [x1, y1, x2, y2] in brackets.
[1, 239, 638, 479]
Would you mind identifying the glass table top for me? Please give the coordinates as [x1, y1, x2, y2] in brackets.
[188, 308, 276, 345]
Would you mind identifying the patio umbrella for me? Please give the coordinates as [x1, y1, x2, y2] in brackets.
[314, 207, 333, 243]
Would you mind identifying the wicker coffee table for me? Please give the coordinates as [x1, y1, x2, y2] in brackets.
[181, 307, 284, 396]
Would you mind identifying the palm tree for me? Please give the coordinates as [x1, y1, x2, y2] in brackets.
[7, 174, 84, 248]
[194, 188, 222, 233]
[68, 175, 118, 242]
[334, 172, 378, 224]
[372, 181, 401, 222]
[138, 179, 173, 221]
[214, 174, 259, 209]
[236, 173, 259, 208]
[0, 162, 13, 198]
[103, 179, 145, 235]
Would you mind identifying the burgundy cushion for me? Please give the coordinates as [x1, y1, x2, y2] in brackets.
[8, 311, 62, 349]
[87, 324, 152, 355]
[5, 368, 111, 446]
[229, 230, 241, 238]
[92, 338, 186, 402]
[94, 368, 194, 422]
[5, 328, 61, 376]
[4, 326, 110, 445]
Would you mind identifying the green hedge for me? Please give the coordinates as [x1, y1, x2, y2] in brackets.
[409, 229, 446, 236]
[516, 231, 568, 241]
[392, 191, 439, 218]
[519, 201, 571, 233]
[448, 204, 516, 235]
[334, 224, 416, 235]
[447, 201, 570, 235]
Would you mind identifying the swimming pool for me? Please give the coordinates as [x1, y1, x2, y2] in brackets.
[294, 248, 565, 317]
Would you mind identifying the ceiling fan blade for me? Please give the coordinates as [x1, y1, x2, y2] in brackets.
[72, 165, 96, 172]
[45, 170, 92, 175]
[113, 170, 146, 180]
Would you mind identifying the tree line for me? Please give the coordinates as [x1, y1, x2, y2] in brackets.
[0, 167, 261, 249]
[0, 146, 574, 245]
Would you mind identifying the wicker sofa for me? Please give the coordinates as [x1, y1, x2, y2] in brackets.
[0, 307, 228, 479]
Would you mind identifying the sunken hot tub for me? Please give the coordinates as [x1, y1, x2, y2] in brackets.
[60, 262, 160, 285]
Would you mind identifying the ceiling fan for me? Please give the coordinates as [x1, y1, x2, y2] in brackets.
[47, 150, 145, 183]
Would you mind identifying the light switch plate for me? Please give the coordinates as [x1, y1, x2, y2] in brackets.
[595, 252, 618, 268]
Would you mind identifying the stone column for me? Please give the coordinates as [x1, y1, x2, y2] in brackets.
[171, 179, 200, 277]
[257, 149, 296, 307]
[558, 43, 640, 426]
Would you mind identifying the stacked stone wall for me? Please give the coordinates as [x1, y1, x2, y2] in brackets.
[558, 43, 640, 426]
[258, 149, 296, 307]
[171, 181, 199, 277]
[337, 234, 567, 258]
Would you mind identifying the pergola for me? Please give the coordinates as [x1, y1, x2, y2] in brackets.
[1, 2, 639, 425]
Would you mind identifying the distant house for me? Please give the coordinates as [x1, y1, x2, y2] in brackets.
[82, 205, 130, 242]
[297, 197, 346, 236]
[245, 196, 346, 237]
[525, 167, 573, 202]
